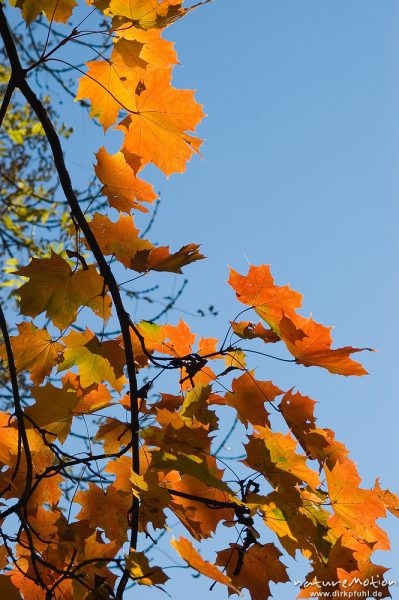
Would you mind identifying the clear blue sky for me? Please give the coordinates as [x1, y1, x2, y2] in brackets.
[13, 1, 399, 598]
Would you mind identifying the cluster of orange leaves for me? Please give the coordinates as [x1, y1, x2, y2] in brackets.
[0, 1, 398, 599]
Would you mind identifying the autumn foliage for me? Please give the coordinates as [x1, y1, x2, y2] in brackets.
[0, 1, 397, 599]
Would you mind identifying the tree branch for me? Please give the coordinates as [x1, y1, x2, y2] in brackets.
[0, 301, 33, 520]
[0, 7, 140, 592]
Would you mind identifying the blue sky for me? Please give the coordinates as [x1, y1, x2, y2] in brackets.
[7, 1, 399, 598]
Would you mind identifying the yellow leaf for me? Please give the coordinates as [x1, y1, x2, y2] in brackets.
[59, 328, 126, 392]
[126, 550, 168, 586]
[10, 0, 77, 24]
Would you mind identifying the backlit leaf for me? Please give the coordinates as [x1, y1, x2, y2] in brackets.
[279, 314, 373, 376]
[118, 67, 204, 175]
[10, 0, 77, 24]
[125, 550, 168, 586]
[325, 461, 388, 548]
[59, 328, 126, 391]
[225, 371, 283, 428]
[25, 383, 79, 443]
[15, 252, 111, 330]
[0, 322, 64, 384]
[171, 536, 236, 590]
[245, 426, 320, 490]
[228, 264, 302, 333]
[216, 543, 289, 599]
[95, 146, 157, 213]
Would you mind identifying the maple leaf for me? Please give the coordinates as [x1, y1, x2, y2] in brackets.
[151, 449, 230, 491]
[0, 322, 64, 384]
[115, 27, 178, 68]
[297, 537, 358, 598]
[279, 389, 316, 448]
[95, 417, 131, 452]
[129, 320, 165, 367]
[75, 48, 138, 131]
[105, 456, 134, 493]
[298, 535, 390, 598]
[75, 483, 131, 544]
[15, 252, 112, 330]
[131, 324, 216, 386]
[166, 472, 235, 539]
[59, 328, 126, 391]
[325, 461, 389, 548]
[118, 67, 204, 175]
[225, 371, 283, 428]
[0, 547, 8, 570]
[10, 0, 77, 24]
[159, 319, 196, 356]
[216, 542, 289, 600]
[25, 383, 79, 443]
[180, 385, 218, 430]
[27, 506, 61, 544]
[87, 212, 152, 267]
[258, 487, 329, 558]
[279, 313, 373, 376]
[0, 432, 75, 507]
[77, 530, 119, 564]
[303, 427, 350, 469]
[130, 243, 205, 273]
[113, 37, 149, 70]
[143, 408, 211, 453]
[224, 347, 246, 371]
[245, 427, 320, 490]
[130, 467, 170, 531]
[171, 537, 236, 590]
[87, 213, 203, 273]
[105, 0, 183, 29]
[374, 478, 399, 518]
[153, 391, 184, 411]
[229, 264, 372, 376]
[125, 550, 168, 586]
[105, 0, 211, 30]
[61, 372, 113, 414]
[76, 50, 204, 176]
[95, 146, 157, 213]
[228, 264, 303, 334]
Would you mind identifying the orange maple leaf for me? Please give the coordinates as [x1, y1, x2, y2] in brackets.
[229, 264, 372, 376]
[325, 460, 389, 549]
[95, 146, 157, 213]
[118, 67, 204, 175]
[0, 322, 64, 385]
[225, 371, 283, 428]
[171, 536, 237, 590]
[279, 313, 374, 376]
[228, 264, 303, 333]
[216, 543, 289, 600]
